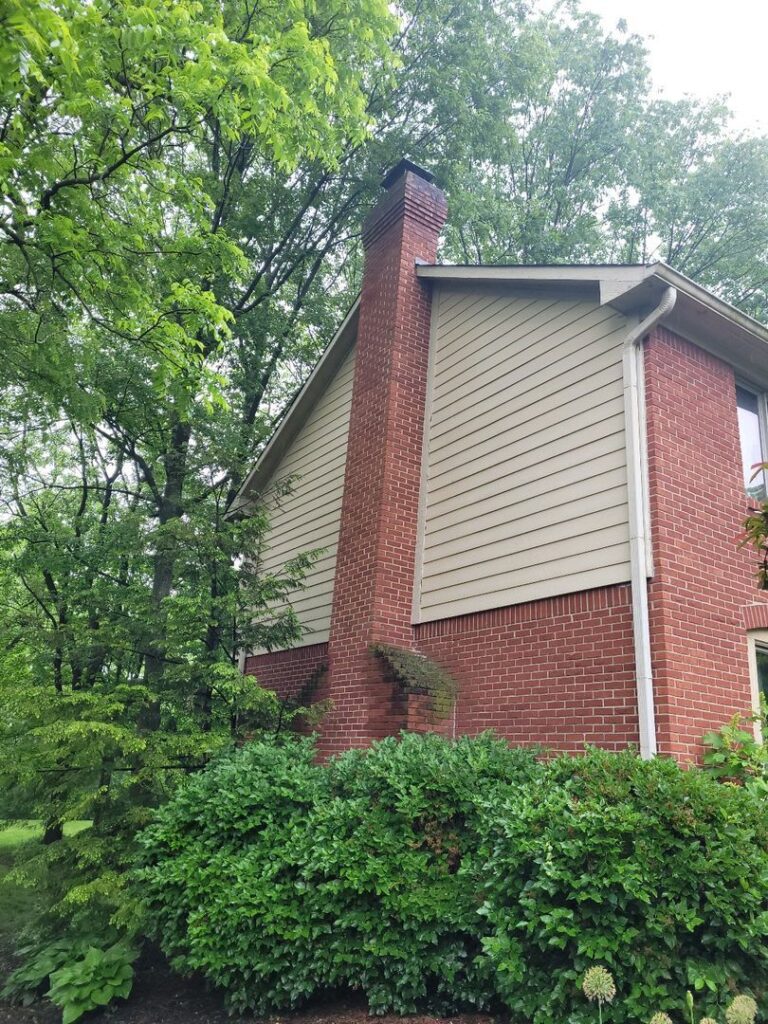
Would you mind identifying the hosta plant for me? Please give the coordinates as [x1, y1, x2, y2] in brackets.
[46, 942, 137, 1024]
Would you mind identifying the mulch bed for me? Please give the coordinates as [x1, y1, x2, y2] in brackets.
[0, 950, 497, 1024]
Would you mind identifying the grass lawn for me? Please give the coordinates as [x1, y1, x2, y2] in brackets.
[0, 820, 90, 850]
[0, 821, 91, 959]
[0, 819, 92, 1023]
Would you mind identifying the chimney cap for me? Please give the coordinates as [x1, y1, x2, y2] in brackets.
[381, 158, 435, 190]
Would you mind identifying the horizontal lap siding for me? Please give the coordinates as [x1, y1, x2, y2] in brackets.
[256, 346, 356, 646]
[417, 285, 632, 622]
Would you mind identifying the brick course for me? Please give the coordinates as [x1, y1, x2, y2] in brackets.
[243, 643, 327, 703]
[416, 584, 639, 752]
[317, 167, 447, 757]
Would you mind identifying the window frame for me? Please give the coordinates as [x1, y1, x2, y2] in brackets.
[746, 629, 768, 741]
[736, 380, 768, 500]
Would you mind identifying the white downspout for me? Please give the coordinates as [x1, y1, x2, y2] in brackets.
[623, 285, 677, 758]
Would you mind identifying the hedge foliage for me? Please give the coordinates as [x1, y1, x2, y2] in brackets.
[481, 749, 768, 1023]
[137, 736, 768, 1021]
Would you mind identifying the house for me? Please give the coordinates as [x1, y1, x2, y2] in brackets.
[233, 159, 768, 762]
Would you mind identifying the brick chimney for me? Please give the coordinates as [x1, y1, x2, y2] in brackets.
[318, 160, 448, 757]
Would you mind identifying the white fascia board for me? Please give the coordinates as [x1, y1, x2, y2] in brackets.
[417, 261, 768, 353]
[598, 266, 658, 304]
[416, 262, 656, 309]
[651, 263, 768, 347]
[603, 262, 768, 383]
[416, 262, 649, 290]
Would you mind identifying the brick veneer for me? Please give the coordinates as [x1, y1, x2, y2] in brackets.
[243, 642, 327, 703]
[644, 325, 766, 760]
[316, 166, 448, 757]
[744, 603, 768, 631]
[246, 584, 640, 753]
[415, 584, 639, 752]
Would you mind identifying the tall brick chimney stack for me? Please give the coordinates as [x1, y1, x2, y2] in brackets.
[318, 160, 448, 757]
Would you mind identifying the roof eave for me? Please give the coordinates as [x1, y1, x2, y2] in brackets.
[652, 262, 768, 347]
[233, 262, 768, 520]
[418, 261, 768, 382]
[608, 263, 768, 385]
[415, 262, 652, 290]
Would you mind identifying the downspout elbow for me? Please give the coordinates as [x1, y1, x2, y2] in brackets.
[624, 286, 677, 350]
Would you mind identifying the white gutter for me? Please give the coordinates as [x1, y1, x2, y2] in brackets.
[623, 285, 677, 758]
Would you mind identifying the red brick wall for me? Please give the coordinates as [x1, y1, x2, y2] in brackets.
[244, 643, 327, 703]
[244, 584, 638, 755]
[319, 168, 448, 757]
[644, 325, 764, 760]
[416, 584, 639, 753]
[744, 604, 768, 631]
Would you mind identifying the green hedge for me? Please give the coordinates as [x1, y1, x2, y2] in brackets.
[137, 736, 768, 1021]
[480, 749, 768, 1023]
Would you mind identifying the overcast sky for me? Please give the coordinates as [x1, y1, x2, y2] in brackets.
[583, 0, 767, 133]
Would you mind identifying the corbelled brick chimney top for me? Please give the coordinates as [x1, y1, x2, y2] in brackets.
[380, 158, 435, 189]
[362, 158, 446, 252]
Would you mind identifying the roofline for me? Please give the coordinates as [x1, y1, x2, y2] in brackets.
[417, 261, 768, 346]
[416, 262, 653, 276]
[650, 262, 768, 347]
[227, 296, 360, 516]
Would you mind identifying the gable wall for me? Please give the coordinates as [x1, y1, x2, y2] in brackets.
[254, 344, 356, 647]
[416, 284, 633, 622]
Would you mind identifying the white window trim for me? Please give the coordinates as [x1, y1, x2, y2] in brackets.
[736, 380, 768, 498]
[746, 629, 768, 741]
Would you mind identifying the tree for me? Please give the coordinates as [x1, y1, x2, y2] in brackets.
[0, 0, 398, 1002]
[429, 4, 768, 320]
[607, 103, 768, 320]
[438, 5, 650, 264]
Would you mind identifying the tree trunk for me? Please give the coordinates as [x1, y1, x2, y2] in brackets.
[143, 419, 192, 712]
[195, 544, 225, 732]
[42, 819, 62, 845]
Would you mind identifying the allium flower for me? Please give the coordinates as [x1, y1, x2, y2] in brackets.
[582, 966, 617, 1004]
[649, 1014, 674, 1024]
[700, 1018, 719, 1024]
[582, 967, 617, 1024]
[726, 996, 758, 1024]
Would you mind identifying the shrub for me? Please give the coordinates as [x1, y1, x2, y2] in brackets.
[137, 732, 540, 1015]
[138, 738, 768, 1021]
[703, 708, 768, 791]
[2, 933, 137, 1024]
[479, 748, 768, 1024]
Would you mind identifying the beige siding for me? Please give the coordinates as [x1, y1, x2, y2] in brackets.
[416, 285, 631, 622]
[256, 345, 356, 645]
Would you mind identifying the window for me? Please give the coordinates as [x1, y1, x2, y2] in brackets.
[736, 384, 768, 500]
[756, 645, 768, 705]
[747, 631, 768, 740]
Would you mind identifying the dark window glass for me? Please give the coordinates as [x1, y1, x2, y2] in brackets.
[736, 385, 767, 500]
[756, 644, 768, 704]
